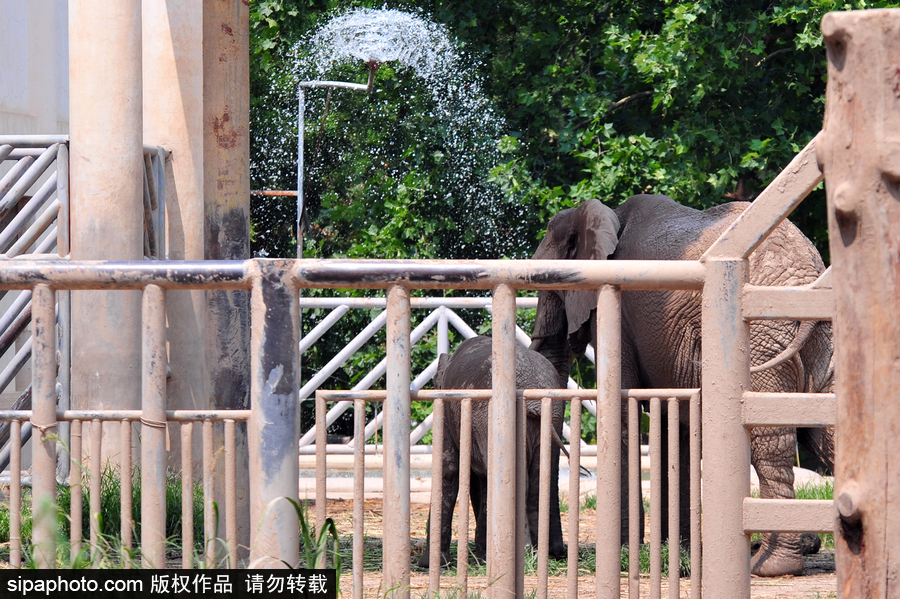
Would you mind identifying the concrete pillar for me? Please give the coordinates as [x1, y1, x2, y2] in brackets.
[203, 0, 252, 562]
[142, 0, 208, 423]
[68, 0, 143, 458]
[818, 9, 900, 597]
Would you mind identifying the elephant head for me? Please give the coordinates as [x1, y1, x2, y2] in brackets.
[530, 199, 619, 383]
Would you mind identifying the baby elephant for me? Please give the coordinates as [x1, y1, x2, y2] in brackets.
[418, 335, 566, 568]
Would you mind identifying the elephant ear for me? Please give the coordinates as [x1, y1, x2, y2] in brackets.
[564, 200, 620, 338]
[434, 353, 450, 389]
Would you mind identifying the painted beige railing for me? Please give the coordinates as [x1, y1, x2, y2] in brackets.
[0, 140, 832, 599]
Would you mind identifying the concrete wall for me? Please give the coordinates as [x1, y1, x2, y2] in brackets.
[0, 0, 69, 135]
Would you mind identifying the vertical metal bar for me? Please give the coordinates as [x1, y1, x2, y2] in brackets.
[353, 399, 366, 599]
[650, 397, 662, 599]
[10, 419, 21, 567]
[516, 361, 526, 599]
[182, 422, 194, 570]
[316, 389, 327, 567]
[57, 144, 72, 485]
[430, 305, 450, 591]
[31, 283, 56, 568]
[57, 141, 70, 256]
[203, 419, 215, 568]
[428, 395, 444, 591]
[70, 419, 83, 562]
[537, 396, 553, 599]
[225, 419, 237, 568]
[121, 419, 133, 565]
[628, 396, 640, 598]
[567, 398, 582, 599]
[596, 285, 622, 598]
[383, 284, 411, 597]
[667, 397, 680, 599]
[457, 396, 472, 592]
[437, 305, 449, 356]
[248, 262, 300, 568]
[488, 284, 518, 599]
[141, 283, 167, 568]
[296, 88, 305, 259]
[90, 418, 101, 565]
[690, 392, 701, 599]
[700, 258, 751, 596]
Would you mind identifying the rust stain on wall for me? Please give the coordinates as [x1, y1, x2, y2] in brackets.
[213, 111, 239, 149]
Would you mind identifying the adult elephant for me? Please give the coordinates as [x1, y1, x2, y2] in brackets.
[530, 194, 834, 577]
[418, 335, 567, 568]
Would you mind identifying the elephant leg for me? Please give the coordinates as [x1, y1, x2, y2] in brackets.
[750, 426, 804, 577]
[418, 444, 460, 569]
[523, 437, 566, 558]
[797, 427, 834, 475]
[657, 401, 693, 548]
[471, 473, 488, 563]
[547, 439, 566, 558]
[525, 445, 540, 548]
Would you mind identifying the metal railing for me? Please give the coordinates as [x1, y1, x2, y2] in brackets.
[0, 136, 168, 481]
[0, 136, 834, 599]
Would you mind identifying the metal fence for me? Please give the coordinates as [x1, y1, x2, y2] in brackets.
[0, 136, 835, 599]
[0, 137, 168, 482]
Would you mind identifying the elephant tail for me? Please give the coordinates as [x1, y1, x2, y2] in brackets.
[550, 425, 592, 478]
[750, 321, 816, 374]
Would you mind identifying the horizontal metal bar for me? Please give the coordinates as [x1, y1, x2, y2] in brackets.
[298, 80, 370, 91]
[743, 286, 833, 321]
[297, 296, 539, 309]
[0, 409, 251, 422]
[251, 190, 298, 197]
[743, 498, 833, 533]
[297, 259, 705, 290]
[0, 135, 68, 147]
[0, 260, 251, 290]
[0, 258, 704, 292]
[317, 387, 699, 402]
[742, 392, 836, 427]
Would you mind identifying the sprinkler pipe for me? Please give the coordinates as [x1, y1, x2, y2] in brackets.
[296, 61, 381, 258]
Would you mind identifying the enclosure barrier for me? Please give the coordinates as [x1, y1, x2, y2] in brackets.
[0, 137, 168, 484]
[0, 138, 834, 598]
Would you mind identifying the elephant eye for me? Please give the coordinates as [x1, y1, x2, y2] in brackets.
[565, 240, 577, 260]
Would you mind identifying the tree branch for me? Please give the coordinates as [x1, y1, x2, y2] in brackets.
[608, 90, 654, 111]
[756, 47, 793, 67]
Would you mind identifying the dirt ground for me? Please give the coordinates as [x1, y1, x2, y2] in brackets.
[319, 498, 836, 599]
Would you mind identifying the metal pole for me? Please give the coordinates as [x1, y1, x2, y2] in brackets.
[700, 257, 751, 596]
[297, 88, 305, 259]
[248, 262, 300, 568]
[488, 283, 518, 599]
[383, 284, 411, 597]
[141, 284, 167, 568]
[595, 285, 621, 598]
[818, 9, 900, 597]
[31, 284, 56, 569]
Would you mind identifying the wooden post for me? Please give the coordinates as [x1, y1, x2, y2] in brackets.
[818, 9, 900, 597]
